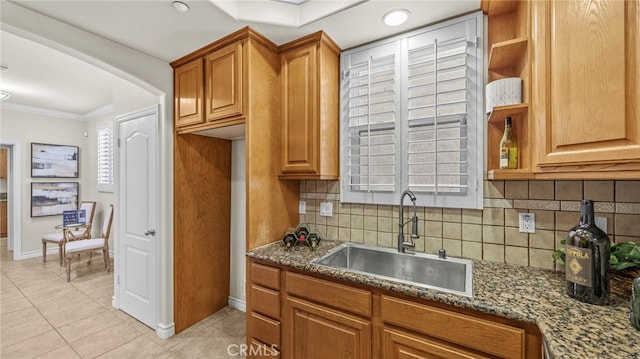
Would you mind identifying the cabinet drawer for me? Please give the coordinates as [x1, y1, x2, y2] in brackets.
[383, 327, 495, 359]
[251, 285, 281, 319]
[251, 262, 280, 290]
[249, 339, 280, 359]
[250, 312, 280, 349]
[285, 272, 371, 317]
[381, 296, 525, 359]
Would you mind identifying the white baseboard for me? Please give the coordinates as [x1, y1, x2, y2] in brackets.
[156, 322, 175, 339]
[16, 248, 58, 260]
[228, 296, 246, 312]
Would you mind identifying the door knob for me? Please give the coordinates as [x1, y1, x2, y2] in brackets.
[144, 229, 156, 236]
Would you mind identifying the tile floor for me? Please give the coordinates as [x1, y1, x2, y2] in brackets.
[1, 237, 246, 358]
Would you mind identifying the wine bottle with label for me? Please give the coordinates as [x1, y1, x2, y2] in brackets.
[499, 116, 518, 169]
[565, 200, 610, 305]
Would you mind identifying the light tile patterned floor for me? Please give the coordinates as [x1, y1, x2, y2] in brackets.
[0, 238, 246, 358]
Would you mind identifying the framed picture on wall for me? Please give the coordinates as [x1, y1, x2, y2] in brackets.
[31, 143, 79, 178]
[31, 182, 79, 217]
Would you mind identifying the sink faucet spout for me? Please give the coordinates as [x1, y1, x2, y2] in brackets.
[398, 190, 419, 253]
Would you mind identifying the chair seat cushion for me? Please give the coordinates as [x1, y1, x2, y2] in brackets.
[65, 238, 105, 254]
[42, 233, 64, 243]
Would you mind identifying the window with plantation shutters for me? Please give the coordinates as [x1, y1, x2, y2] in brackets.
[340, 12, 484, 209]
[97, 122, 114, 192]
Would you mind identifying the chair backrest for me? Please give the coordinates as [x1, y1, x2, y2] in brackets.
[102, 205, 114, 240]
[79, 201, 97, 226]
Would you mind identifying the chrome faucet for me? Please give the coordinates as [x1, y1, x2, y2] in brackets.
[398, 190, 419, 253]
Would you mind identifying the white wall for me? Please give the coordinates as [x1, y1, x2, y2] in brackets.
[2, 1, 175, 336]
[229, 139, 246, 310]
[0, 109, 89, 253]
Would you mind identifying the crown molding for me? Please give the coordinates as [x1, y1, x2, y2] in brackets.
[0, 102, 113, 121]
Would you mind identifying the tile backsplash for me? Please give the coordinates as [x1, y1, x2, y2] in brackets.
[299, 180, 640, 271]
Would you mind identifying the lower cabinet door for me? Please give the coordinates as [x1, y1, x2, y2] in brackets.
[248, 339, 280, 359]
[283, 297, 371, 359]
[383, 327, 495, 359]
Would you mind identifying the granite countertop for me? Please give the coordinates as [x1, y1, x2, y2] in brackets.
[247, 240, 640, 359]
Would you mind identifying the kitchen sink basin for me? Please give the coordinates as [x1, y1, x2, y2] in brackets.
[313, 243, 473, 297]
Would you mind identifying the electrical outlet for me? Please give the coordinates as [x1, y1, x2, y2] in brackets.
[299, 200, 306, 214]
[320, 202, 333, 217]
[519, 213, 535, 233]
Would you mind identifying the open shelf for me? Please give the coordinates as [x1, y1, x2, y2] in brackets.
[487, 103, 529, 123]
[488, 37, 528, 71]
[488, 168, 534, 180]
[482, 0, 520, 16]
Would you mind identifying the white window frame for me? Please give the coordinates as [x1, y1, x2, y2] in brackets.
[96, 121, 114, 193]
[340, 11, 484, 209]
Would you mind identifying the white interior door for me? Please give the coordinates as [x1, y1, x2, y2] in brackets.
[116, 106, 159, 329]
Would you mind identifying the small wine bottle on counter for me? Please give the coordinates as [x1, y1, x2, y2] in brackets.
[565, 200, 610, 305]
[282, 228, 297, 248]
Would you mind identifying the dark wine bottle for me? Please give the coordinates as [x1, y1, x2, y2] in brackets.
[565, 200, 610, 305]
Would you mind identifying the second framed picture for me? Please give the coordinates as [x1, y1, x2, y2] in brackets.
[31, 182, 79, 217]
[31, 142, 79, 178]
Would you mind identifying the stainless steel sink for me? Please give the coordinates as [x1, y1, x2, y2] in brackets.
[313, 243, 473, 297]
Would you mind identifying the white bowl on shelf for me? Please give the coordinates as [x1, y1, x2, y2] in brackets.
[485, 77, 522, 114]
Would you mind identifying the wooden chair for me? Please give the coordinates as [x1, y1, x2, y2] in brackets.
[64, 204, 113, 282]
[42, 201, 96, 266]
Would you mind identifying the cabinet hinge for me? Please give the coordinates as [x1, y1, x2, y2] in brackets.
[117, 275, 120, 284]
[117, 139, 121, 148]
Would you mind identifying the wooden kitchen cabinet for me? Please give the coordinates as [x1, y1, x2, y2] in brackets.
[171, 28, 252, 134]
[283, 272, 372, 359]
[174, 58, 204, 128]
[284, 297, 372, 359]
[0, 148, 7, 178]
[531, 0, 640, 178]
[484, 0, 640, 179]
[383, 327, 495, 359]
[381, 295, 533, 359]
[482, 0, 534, 180]
[247, 261, 282, 358]
[0, 201, 7, 237]
[248, 261, 542, 359]
[278, 32, 340, 180]
[172, 27, 300, 333]
[204, 41, 244, 123]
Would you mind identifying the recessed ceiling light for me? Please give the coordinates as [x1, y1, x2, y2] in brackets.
[0, 92, 11, 101]
[172, 1, 190, 13]
[383, 9, 410, 27]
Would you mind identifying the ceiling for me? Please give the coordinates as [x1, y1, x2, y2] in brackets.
[0, 0, 480, 118]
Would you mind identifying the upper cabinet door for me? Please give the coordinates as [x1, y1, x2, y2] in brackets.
[279, 32, 340, 180]
[532, 0, 640, 173]
[280, 43, 319, 175]
[205, 41, 244, 122]
[174, 58, 204, 128]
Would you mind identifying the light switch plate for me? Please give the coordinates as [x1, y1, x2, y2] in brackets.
[519, 212, 535, 233]
[299, 200, 306, 214]
[320, 202, 333, 217]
